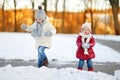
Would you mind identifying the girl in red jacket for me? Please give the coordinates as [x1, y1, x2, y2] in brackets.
[76, 22, 95, 71]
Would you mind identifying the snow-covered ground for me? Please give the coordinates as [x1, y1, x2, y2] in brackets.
[0, 32, 120, 62]
[94, 35, 120, 42]
[0, 32, 120, 80]
[0, 65, 116, 80]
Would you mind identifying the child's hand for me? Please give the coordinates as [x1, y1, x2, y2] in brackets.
[82, 43, 86, 49]
[86, 43, 90, 48]
[82, 43, 90, 49]
[44, 31, 52, 36]
[21, 24, 27, 30]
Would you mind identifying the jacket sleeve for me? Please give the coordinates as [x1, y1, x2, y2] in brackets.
[47, 22, 56, 35]
[25, 22, 35, 32]
[76, 36, 82, 47]
[89, 36, 95, 47]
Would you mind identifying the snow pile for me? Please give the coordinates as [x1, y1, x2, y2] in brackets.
[0, 65, 114, 80]
[115, 70, 120, 80]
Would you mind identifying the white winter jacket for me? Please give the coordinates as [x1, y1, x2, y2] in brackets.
[25, 18, 56, 48]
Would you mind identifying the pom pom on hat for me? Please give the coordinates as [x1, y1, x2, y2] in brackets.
[81, 22, 91, 31]
[35, 6, 46, 21]
[38, 6, 42, 9]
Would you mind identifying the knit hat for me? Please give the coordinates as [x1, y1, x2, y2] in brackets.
[35, 6, 46, 21]
[81, 22, 91, 32]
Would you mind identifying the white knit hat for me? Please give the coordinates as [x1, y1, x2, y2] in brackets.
[81, 22, 91, 32]
[35, 6, 46, 21]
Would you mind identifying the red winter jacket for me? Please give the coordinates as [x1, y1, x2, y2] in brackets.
[76, 36, 95, 60]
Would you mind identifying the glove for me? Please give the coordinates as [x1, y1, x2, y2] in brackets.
[82, 43, 90, 49]
[44, 31, 52, 36]
[21, 24, 27, 30]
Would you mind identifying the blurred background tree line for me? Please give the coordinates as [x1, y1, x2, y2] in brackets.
[0, 0, 120, 35]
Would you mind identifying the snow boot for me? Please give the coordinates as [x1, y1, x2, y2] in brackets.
[78, 68, 83, 70]
[42, 58, 49, 67]
[88, 68, 94, 71]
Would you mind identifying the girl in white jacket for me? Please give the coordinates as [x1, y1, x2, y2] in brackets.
[21, 6, 56, 67]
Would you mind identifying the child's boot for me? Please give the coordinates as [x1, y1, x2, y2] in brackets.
[88, 68, 94, 71]
[78, 68, 83, 70]
[42, 58, 49, 67]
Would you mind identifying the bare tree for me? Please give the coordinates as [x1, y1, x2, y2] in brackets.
[84, 0, 89, 22]
[89, 0, 94, 33]
[31, 0, 35, 22]
[84, 0, 94, 33]
[62, 0, 66, 33]
[43, 0, 47, 13]
[2, 0, 5, 31]
[14, 0, 17, 32]
[109, 0, 120, 35]
[53, 0, 59, 24]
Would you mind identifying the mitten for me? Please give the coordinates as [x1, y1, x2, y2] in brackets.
[82, 43, 87, 49]
[44, 31, 52, 36]
[21, 24, 27, 30]
[82, 43, 90, 49]
[86, 43, 90, 48]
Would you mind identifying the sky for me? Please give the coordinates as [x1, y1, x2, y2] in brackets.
[0, 32, 120, 80]
[0, 0, 112, 12]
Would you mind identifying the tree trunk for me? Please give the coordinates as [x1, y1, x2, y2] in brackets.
[2, 0, 5, 31]
[84, 0, 94, 33]
[109, 0, 120, 35]
[14, 0, 17, 32]
[84, 0, 89, 23]
[31, 1, 35, 22]
[90, 0, 94, 34]
[53, 0, 59, 23]
[52, 0, 59, 32]
[44, 0, 47, 13]
[62, 0, 65, 33]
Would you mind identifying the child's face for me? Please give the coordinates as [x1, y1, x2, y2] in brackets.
[82, 27, 90, 35]
[36, 19, 43, 23]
